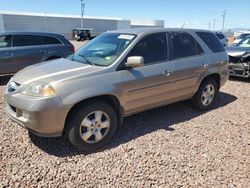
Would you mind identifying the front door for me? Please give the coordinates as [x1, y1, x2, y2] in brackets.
[121, 33, 175, 114]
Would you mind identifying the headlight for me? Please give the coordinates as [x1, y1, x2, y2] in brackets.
[21, 83, 56, 97]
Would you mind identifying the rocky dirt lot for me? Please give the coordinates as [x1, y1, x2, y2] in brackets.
[0, 76, 249, 187]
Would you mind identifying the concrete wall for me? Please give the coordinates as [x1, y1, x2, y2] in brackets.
[0, 15, 5, 32]
[0, 12, 165, 39]
[131, 19, 165, 28]
[117, 20, 131, 30]
[2, 14, 121, 39]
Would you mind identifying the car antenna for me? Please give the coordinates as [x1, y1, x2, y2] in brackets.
[181, 23, 186, 28]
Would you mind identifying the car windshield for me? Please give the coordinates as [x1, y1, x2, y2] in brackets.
[235, 37, 250, 47]
[237, 33, 250, 39]
[69, 33, 136, 66]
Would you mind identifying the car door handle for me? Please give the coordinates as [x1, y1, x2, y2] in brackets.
[162, 70, 172, 76]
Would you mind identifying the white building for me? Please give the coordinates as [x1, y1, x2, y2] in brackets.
[0, 11, 164, 39]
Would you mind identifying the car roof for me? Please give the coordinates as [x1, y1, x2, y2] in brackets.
[0, 31, 63, 37]
[108, 27, 212, 35]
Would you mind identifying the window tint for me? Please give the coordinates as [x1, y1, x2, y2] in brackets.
[13, 35, 42, 47]
[42, 36, 61, 45]
[215, 33, 225, 40]
[0, 35, 12, 48]
[128, 33, 167, 64]
[196, 32, 225, 53]
[169, 32, 203, 59]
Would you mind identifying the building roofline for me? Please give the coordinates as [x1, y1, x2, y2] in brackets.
[0, 10, 163, 23]
[0, 10, 132, 21]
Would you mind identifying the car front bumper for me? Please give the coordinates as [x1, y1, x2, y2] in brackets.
[229, 62, 250, 78]
[4, 92, 72, 137]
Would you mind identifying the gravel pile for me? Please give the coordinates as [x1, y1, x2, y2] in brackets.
[0, 76, 249, 187]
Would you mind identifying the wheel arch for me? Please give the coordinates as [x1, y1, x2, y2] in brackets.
[197, 73, 221, 92]
[63, 94, 123, 134]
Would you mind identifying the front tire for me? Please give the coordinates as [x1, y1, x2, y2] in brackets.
[192, 79, 218, 110]
[65, 101, 118, 151]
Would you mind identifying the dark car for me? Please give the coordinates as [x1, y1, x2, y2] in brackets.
[226, 36, 250, 78]
[76, 29, 96, 41]
[0, 31, 75, 75]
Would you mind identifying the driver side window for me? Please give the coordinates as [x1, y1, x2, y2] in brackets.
[128, 33, 168, 65]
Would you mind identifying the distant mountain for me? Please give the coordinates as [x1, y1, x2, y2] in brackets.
[227, 28, 250, 32]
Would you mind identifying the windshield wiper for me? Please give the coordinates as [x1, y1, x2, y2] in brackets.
[78, 54, 95, 66]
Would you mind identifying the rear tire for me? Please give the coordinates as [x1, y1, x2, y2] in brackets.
[192, 79, 218, 110]
[65, 101, 118, 151]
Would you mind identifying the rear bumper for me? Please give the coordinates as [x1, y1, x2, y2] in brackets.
[4, 93, 72, 137]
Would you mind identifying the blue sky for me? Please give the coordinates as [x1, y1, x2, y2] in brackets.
[1, 0, 250, 30]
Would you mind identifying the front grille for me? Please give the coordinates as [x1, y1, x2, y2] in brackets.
[7, 81, 20, 93]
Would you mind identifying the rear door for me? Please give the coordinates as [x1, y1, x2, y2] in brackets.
[40, 35, 66, 59]
[0, 35, 17, 74]
[121, 33, 175, 114]
[168, 32, 206, 100]
[12, 35, 44, 70]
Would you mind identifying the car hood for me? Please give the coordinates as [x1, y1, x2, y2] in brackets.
[226, 46, 250, 57]
[13, 58, 103, 85]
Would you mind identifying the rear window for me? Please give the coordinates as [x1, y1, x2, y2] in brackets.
[41, 36, 62, 45]
[196, 32, 225, 53]
[215, 33, 225, 40]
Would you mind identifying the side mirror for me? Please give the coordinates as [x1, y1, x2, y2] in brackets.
[125, 56, 144, 68]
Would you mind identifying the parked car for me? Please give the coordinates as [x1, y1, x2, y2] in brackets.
[233, 32, 250, 45]
[76, 29, 96, 41]
[213, 31, 228, 46]
[0, 31, 74, 75]
[4, 28, 229, 151]
[226, 36, 250, 78]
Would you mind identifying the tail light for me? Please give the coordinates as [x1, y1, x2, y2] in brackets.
[70, 45, 75, 53]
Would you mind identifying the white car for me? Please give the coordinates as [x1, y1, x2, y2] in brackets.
[213, 32, 228, 46]
[233, 32, 250, 45]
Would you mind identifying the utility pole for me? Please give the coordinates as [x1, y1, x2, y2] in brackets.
[213, 19, 216, 31]
[80, 0, 85, 28]
[208, 22, 212, 30]
[222, 10, 227, 32]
